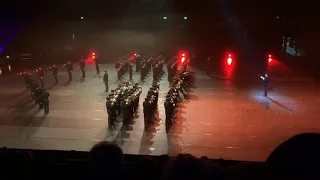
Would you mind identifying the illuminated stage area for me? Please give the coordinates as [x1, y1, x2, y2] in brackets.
[0, 62, 319, 162]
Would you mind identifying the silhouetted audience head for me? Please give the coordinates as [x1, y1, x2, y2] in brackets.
[13, 151, 33, 178]
[266, 133, 320, 178]
[164, 154, 210, 180]
[228, 162, 269, 180]
[135, 156, 156, 180]
[89, 141, 124, 179]
[201, 156, 227, 180]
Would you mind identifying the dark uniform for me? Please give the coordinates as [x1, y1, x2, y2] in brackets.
[79, 59, 86, 77]
[29, 79, 38, 100]
[37, 67, 45, 87]
[95, 57, 100, 74]
[35, 87, 45, 109]
[135, 56, 141, 72]
[48, 64, 58, 83]
[106, 98, 116, 128]
[164, 101, 171, 130]
[20, 71, 30, 90]
[65, 61, 73, 81]
[103, 70, 109, 91]
[261, 74, 269, 96]
[40, 91, 50, 114]
[51, 64, 58, 84]
[143, 101, 149, 127]
[121, 99, 131, 124]
[129, 62, 133, 81]
[115, 62, 121, 80]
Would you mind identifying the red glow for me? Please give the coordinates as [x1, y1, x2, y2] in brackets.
[92, 56, 96, 59]
[227, 57, 232, 65]
[182, 53, 185, 57]
[181, 57, 185, 63]
[268, 54, 272, 63]
[223, 54, 235, 90]
[92, 53, 95, 56]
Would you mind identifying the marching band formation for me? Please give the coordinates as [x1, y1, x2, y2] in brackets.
[106, 82, 142, 128]
[165, 63, 195, 130]
[17, 53, 196, 131]
[18, 70, 50, 114]
[17, 58, 95, 114]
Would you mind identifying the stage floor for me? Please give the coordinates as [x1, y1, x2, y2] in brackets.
[0, 62, 320, 162]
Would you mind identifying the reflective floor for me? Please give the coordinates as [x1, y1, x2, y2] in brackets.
[0, 61, 319, 162]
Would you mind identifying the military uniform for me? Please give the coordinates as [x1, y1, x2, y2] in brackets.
[64, 62, 73, 81]
[21, 72, 30, 90]
[79, 60, 86, 77]
[95, 58, 100, 74]
[120, 99, 129, 124]
[143, 101, 149, 127]
[37, 67, 45, 87]
[106, 98, 117, 128]
[35, 87, 45, 109]
[261, 74, 269, 96]
[40, 91, 50, 114]
[103, 70, 109, 91]
[29, 79, 38, 100]
[51, 65, 58, 84]
[135, 56, 141, 72]
[115, 62, 121, 80]
[129, 63, 133, 81]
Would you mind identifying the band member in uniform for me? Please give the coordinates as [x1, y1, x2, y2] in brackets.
[129, 62, 133, 81]
[40, 90, 50, 114]
[48, 64, 58, 84]
[95, 57, 100, 74]
[36, 67, 45, 87]
[63, 61, 73, 81]
[78, 58, 86, 78]
[260, 73, 269, 96]
[103, 69, 109, 92]
[18, 71, 31, 90]
[35, 86, 45, 109]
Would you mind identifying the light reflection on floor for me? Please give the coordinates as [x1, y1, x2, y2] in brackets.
[0, 63, 319, 162]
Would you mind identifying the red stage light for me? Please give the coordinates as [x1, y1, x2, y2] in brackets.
[227, 57, 232, 65]
[92, 56, 96, 59]
[182, 53, 185, 57]
[181, 57, 185, 63]
[92, 53, 95, 56]
[268, 54, 272, 63]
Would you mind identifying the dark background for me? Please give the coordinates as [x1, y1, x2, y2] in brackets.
[0, 0, 319, 64]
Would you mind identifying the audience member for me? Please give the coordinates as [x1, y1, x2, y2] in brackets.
[266, 133, 320, 179]
[1, 133, 319, 180]
[163, 154, 210, 180]
[89, 141, 125, 180]
[201, 156, 227, 180]
[133, 156, 157, 180]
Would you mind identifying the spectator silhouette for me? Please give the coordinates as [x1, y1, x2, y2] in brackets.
[133, 156, 156, 180]
[13, 151, 33, 178]
[266, 133, 320, 179]
[228, 162, 269, 180]
[89, 141, 125, 180]
[201, 156, 227, 180]
[163, 154, 210, 180]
